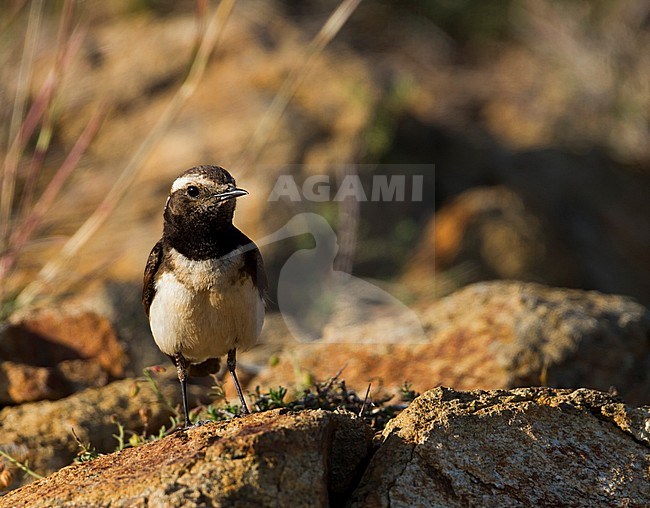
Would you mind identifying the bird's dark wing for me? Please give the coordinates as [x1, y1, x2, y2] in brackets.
[142, 239, 164, 318]
[247, 242, 268, 304]
[228, 227, 268, 304]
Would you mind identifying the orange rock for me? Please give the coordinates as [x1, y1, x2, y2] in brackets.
[402, 186, 578, 295]
[0, 362, 66, 404]
[2, 308, 126, 377]
[250, 282, 650, 406]
[0, 308, 126, 403]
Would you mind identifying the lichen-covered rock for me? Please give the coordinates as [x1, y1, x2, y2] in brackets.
[0, 409, 373, 508]
[0, 377, 180, 492]
[425, 282, 650, 405]
[351, 387, 650, 507]
[252, 282, 650, 406]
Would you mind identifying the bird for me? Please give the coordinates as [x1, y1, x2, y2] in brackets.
[142, 165, 266, 427]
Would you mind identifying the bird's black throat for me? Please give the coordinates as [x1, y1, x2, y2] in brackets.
[163, 206, 245, 260]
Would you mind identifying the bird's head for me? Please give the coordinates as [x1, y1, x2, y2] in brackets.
[163, 165, 248, 232]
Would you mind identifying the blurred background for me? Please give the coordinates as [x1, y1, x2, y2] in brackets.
[1, 0, 650, 386]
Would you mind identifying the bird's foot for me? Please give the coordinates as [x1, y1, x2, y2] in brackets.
[233, 407, 251, 419]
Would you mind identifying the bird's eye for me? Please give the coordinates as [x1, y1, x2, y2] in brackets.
[187, 185, 200, 197]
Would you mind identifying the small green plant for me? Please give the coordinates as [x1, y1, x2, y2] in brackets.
[84, 368, 186, 459]
[77, 367, 420, 466]
[252, 385, 288, 412]
[399, 382, 419, 403]
[111, 415, 129, 452]
[142, 367, 178, 414]
[71, 428, 101, 464]
[201, 373, 416, 431]
[201, 376, 242, 421]
[135, 367, 183, 440]
[272, 375, 411, 431]
[204, 402, 240, 422]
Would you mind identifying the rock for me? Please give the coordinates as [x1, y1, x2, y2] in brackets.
[2, 307, 126, 377]
[0, 377, 181, 492]
[4, 386, 648, 507]
[250, 282, 650, 406]
[402, 186, 578, 294]
[0, 409, 374, 508]
[350, 387, 650, 507]
[430, 130, 650, 307]
[54, 359, 110, 393]
[0, 359, 111, 405]
[0, 362, 66, 404]
[425, 281, 650, 406]
[0, 307, 126, 403]
[249, 341, 435, 398]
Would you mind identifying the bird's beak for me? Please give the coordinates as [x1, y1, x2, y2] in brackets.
[214, 187, 249, 202]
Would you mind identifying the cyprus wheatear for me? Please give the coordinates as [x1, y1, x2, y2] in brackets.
[143, 165, 266, 426]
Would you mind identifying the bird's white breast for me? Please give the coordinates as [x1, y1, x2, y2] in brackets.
[149, 248, 264, 362]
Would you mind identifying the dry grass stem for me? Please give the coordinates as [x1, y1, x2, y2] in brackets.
[333, 164, 360, 274]
[7, 0, 43, 148]
[0, 0, 78, 245]
[9, 0, 362, 309]
[8, 103, 108, 259]
[238, 0, 363, 169]
[0, 1, 83, 305]
[16, 0, 237, 308]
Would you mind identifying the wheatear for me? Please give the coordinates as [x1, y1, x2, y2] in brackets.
[142, 165, 266, 426]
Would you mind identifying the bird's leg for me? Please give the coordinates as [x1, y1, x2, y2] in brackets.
[174, 352, 191, 427]
[227, 348, 250, 415]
